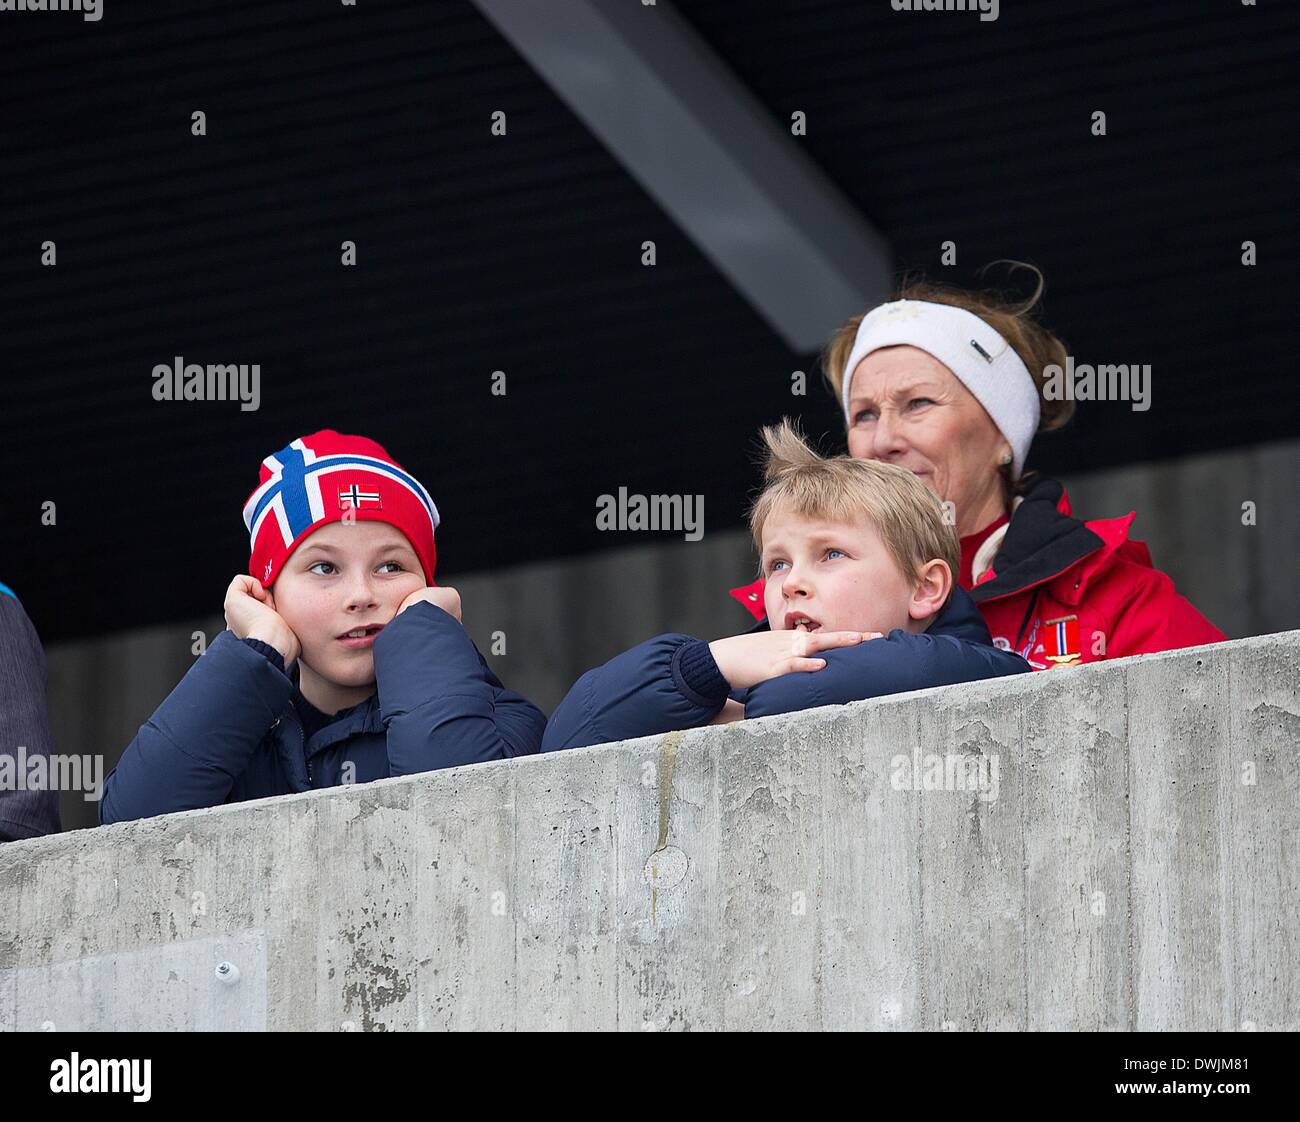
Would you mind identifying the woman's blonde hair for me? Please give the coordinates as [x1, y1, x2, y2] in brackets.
[749, 419, 959, 602]
[822, 262, 1073, 495]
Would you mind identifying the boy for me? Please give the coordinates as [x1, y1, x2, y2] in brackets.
[100, 430, 544, 824]
[542, 420, 1029, 752]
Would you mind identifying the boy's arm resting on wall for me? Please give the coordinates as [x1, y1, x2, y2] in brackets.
[742, 630, 1031, 720]
[99, 631, 293, 825]
[541, 634, 730, 753]
[373, 600, 545, 773]
[0, 594, 61, 841]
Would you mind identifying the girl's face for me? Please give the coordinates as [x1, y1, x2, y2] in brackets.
[844, 345, 1012, 536]
[271, 520, 426, 711]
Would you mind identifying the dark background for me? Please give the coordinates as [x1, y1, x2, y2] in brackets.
[2, 0, 1297, 643]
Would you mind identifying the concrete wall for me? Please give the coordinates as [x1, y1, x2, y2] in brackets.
[4, 630, 1297, 1031]
[44, 436, 1300, 831]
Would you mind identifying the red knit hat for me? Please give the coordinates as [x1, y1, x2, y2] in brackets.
[242, 430, 439, 588]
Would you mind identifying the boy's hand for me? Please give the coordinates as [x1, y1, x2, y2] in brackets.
[397, 586, 462, 623]
[224, 575, 301, 665]
[707, 629, 881, 689]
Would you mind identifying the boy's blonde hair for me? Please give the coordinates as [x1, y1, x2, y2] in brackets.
[749, 419, 960, 604]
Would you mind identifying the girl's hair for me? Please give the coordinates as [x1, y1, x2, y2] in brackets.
[749, 419, 959, 602]
[821, 262, 1073, 495]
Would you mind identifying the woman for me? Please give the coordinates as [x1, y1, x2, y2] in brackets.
[729, 275, 1224, 669]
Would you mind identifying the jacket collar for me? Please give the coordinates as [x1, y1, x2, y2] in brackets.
[301, 694, 382, 756]
[730, 577, 766, 621]
[279, 667, 384, 758]
[968, 477, 1134, 604]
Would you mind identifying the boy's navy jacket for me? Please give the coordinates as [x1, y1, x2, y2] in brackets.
[100, 601, 544, 825]
[542, 585, 1031, 753]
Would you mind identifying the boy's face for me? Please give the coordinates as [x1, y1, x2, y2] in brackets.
[760, 509, 919, 636]
[271, 520, 427, 696]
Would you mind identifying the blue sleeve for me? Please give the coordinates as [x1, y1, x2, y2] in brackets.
[742, 630, 1032, 720]
[542, 634, 730, 753]
[99, 631, 293, 825]
[0, 593, 61, 842]
[373, 600, 545, 773]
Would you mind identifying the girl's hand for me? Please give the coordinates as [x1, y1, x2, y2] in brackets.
[223, 575, 301, 665]
[397, 585, 463, 623]
[707, 629, 881, 689]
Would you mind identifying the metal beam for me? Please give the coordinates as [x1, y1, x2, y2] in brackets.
[472, 0, 892, 353]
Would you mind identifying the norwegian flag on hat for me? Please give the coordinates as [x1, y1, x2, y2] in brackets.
[242, 430, 440, 587]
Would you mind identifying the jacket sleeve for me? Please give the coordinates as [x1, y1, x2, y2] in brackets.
[743, 630, 1032, 720]
[1103, 560, 1226, 659]
[99, 631, 293, 825]
[373, 601, 545, 773]
[542, 634, 731, 753]
[0, 595, 61, 842]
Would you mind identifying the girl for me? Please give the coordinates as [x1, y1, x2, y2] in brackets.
[100, 430, 544, 824]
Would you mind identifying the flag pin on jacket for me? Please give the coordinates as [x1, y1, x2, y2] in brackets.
[1043, 614, 1081, 666]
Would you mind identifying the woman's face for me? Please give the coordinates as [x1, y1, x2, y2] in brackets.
[844, 345, 1012, 536]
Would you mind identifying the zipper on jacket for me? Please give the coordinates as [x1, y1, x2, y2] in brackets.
[1014, 588, 1043, 651]
[277, 709, 310, 788]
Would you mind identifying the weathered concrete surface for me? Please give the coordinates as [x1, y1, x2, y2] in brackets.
[3, 632, 1297, 1031]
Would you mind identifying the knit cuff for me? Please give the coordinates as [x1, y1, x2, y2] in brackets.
[670, 639, 730, 709]
[242, 637, 287, 677]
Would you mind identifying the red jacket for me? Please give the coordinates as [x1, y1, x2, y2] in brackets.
[729, 478, 1225, 671]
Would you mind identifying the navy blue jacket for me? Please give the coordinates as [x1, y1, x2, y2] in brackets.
[1, 584, 62, 841]
[101, 601, 544, 824]
[542, 586, 1030, 752]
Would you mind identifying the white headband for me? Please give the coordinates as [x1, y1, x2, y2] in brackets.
[839, 300, 1041, 479]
